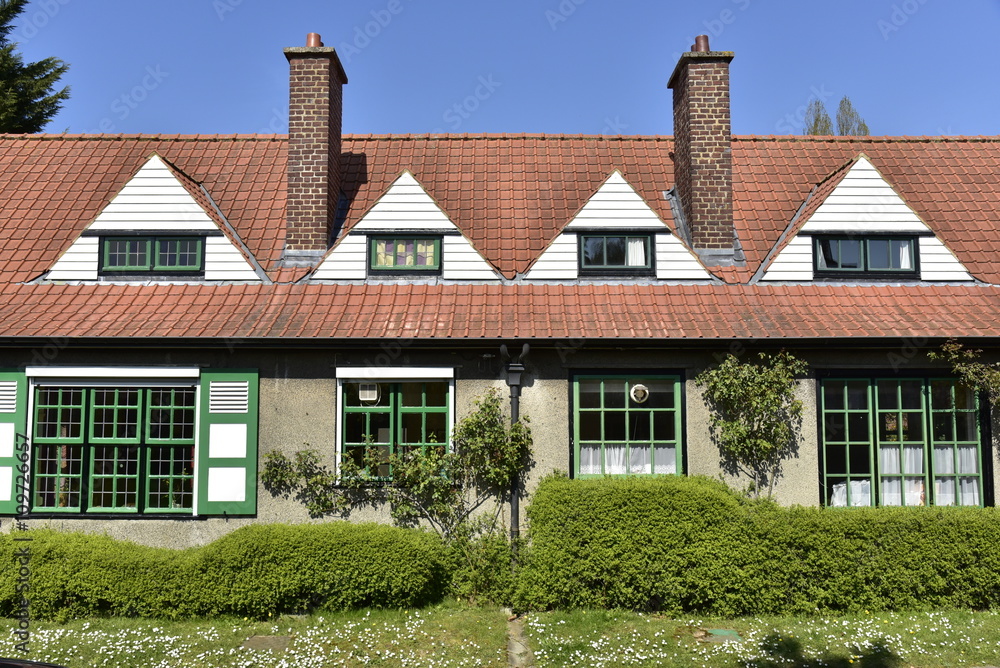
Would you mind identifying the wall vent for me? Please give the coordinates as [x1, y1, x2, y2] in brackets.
[209, 380, 249, 414]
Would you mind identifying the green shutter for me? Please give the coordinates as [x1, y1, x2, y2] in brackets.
[197, 369, 258, 516]
[0, 370, 28, 515]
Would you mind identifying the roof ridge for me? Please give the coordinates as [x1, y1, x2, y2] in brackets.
[341, 133, 674, 141]
[734, 134, 1000, 143]
[0, 133, 287, 141]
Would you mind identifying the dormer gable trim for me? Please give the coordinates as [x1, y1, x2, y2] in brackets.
[44, 154, 264, 283]
[311, 170, 501, 281]
[524, 170, 712, 281]
[760, 154, 974, 283]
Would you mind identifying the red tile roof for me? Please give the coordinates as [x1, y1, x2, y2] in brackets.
[3, 132, 1000, 341]
[0, 283, 996, 340]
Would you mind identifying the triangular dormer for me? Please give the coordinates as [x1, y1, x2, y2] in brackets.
[761, 155, 974, 282]
[45, 155, 264, 282]
[524, 171, 711, 280]
[313, 170, 500, 281]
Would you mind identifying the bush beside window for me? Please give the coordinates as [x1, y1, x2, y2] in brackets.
[514, 475, 1000, 616]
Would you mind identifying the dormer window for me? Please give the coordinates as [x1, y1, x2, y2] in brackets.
[814, 236, 917, 278]
[579, 234, 653, 276]
[100, 236, 205, 276]
[369, 236, 442, 274]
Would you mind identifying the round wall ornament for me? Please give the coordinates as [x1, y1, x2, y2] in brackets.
[630, 383, 649, 404]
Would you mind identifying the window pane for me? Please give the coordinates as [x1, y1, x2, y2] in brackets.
[823, 381, 845, 410]
[603, 382, 626, 409]
[579, 445, 601, 475]
[930, 380, 953, 409]
[625, 237, 648, 267]
[847, 413, 869, 442]
[652, 411, 675, 442]
[425, 382, 447, 407]
[826, 445, 847, 474]
[582, 237, 605, 267]
[605, 237, 626, 265]
[839, 240, 861, 269]
[401, 413, 423, 444]
[867, 239, 891, 269]
[846, 381, 868, 410]
[892, 239, 913, 270]
[401, 383, 423, 407]
[877, 382, 898, 410]
[824, 413, 845, 441]
[955, 411, 978, 442]
[850, 445, 871, 474]
[899, 381, 921, 409]
[425, 413, 447, 444]
[604, 411, 626, 441]
[629, 412, 651, 441]
[629, 445, 651, 474]
[644, 380, 675, 409]
[579, 380, 601, 408]
[653, 445, 676, 474]
[605, 444, 626, 474]
[578, 412, 602, 442]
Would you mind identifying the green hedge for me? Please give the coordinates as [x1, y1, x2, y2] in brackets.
[514, 475, 1000, 616]
[0, 523, 448, 621]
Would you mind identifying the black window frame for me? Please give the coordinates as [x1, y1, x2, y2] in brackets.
[812, 234, 919, 280]
[578, 233, 655, 277]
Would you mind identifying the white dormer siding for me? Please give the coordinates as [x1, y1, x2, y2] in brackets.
[525, 171, 710, 280]
[761, 157, 974, 282]
[46, 155, 260, 282]
[313, 171, 500, 281]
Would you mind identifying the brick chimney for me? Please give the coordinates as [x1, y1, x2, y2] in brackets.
[282, 33, 348, 265]
[667, 35, 736, 265]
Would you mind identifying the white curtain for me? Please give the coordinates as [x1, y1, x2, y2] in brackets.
[606, 444, 626, 474]
[960, 477, 980, 506]
[881, 478, 902, 506]
[654, 445, 676, 474]
[626, 238, 646, 266]
[904, 478, 925, 506]
[850, 479, 871, 506]
[898, 239, 912, 269]
[933, 447, 954, 474]
[880, 447, 900, 474]
[629, 445, 651, 474]
[935, 478, 956, 506]
[830, 483, 847, 507]
[958, 446, 978, 474]
[579, 445, 601, 475]
[902, 446, 923, 474]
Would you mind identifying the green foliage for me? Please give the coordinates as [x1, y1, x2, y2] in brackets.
[802, 99, 833, 135]
[928, 338, 1000, 405]
[263, 388, 533, 542]
[836, 95, 870, 136]
[695, 351, 807, 499]
[515, 476, 1000, 616]
[0, 524, 448, 621]
[0, 0, 70, 133]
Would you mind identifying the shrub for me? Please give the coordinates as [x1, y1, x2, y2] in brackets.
[0, 523, 449, 621]
[515, 475, 1000, 616]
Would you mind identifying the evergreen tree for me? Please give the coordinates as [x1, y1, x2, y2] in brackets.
[802, 99, 833, 135]
[835, 95, 869, 136]
[0, 0, 69, 133]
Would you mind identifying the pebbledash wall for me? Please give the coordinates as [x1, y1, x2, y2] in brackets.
[5, 343, 997, 548]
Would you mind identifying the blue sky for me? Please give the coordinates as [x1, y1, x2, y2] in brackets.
[11, 0, 1000, 136]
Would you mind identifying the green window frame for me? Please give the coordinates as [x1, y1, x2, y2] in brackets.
[579, 234, 652, 274]
[341, 381, 450, 477]
[820, 377, 983, 507]
[573, 375, 682, 476]
[369, 237, 441, 272]
[31, 386, 196, 514]
[101, 236, 204, 274]
[814, 236, 917, 276]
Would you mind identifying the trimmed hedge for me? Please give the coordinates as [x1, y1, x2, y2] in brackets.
[0, 523, 448, 621]
[514, 475, 1000, 616]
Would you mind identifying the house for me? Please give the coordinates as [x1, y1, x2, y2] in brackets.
[1, 33, 999, 547]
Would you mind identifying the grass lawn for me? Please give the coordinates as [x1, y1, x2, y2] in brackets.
[524, 608, 1000, 667]
[5, 606, 1000, 667]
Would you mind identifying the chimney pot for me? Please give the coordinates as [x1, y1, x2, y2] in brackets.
[306, 32, 323, 47]
[694, 35, 710, 52]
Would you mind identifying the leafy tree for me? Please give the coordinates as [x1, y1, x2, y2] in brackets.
[928, 339, 1000, 404]
[835, 95, 869, 136]
[695, 351, 807, 500]
[802, 99, 833, 135]
[0, 0, 70, 133]
[261, 388, 533, 542]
